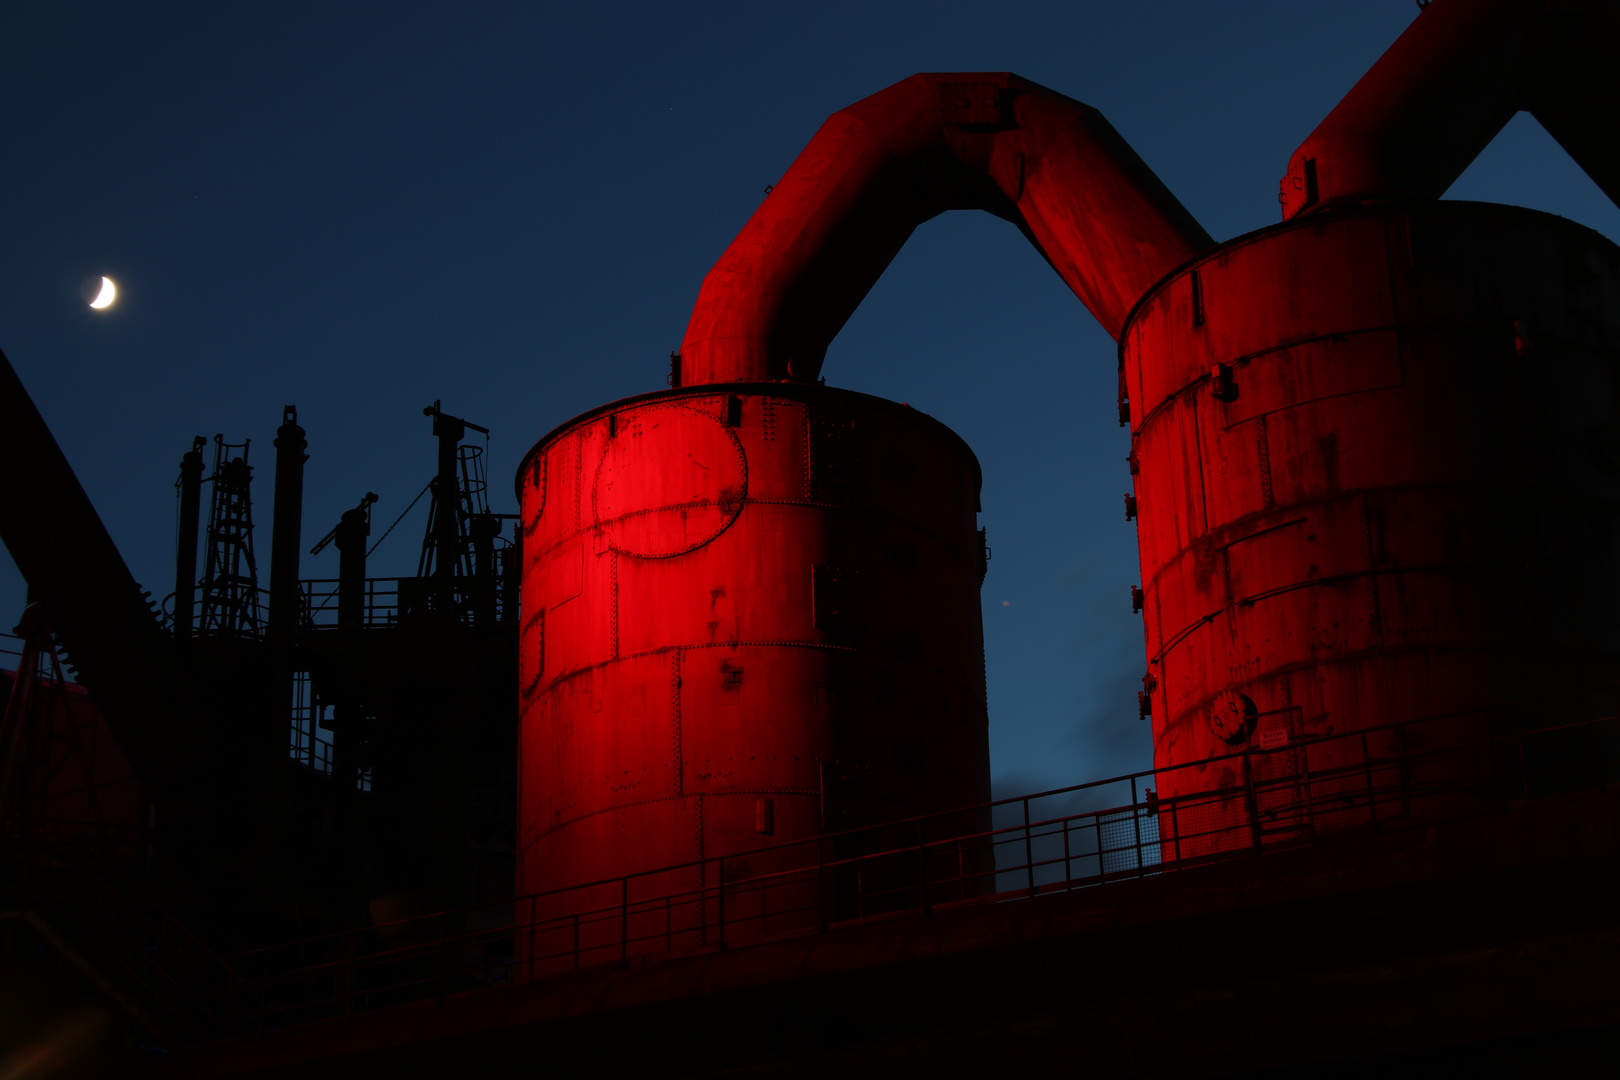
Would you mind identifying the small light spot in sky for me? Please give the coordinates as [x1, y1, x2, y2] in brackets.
[1002, 600, 1010, 607]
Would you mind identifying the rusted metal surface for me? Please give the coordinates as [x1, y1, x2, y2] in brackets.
[515, 384, 991, 914]
[678, 71, 1212, 385]
[528, 25, 1620, 889]
[1279, 0, 1620, 220]
[1125, 201, 1620, 851]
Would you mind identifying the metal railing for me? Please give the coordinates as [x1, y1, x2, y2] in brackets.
[160, 579, 515, 635]
[296, 576, 513, 629]
[158, 585, 272, 638]
[296, 577, 405, 628]
[228, 687, 1620, 1031]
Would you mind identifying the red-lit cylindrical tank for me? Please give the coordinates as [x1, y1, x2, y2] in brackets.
[515, 383, 990, 949]
[1126, 202, 1620, 854]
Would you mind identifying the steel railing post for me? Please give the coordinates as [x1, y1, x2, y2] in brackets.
[1390, 725, 1407, 819]
[1242, 750, 1262, 851]
[1130, 776, 1144, 871]
[818, 838, 827, 933]
[1094, 813, 1104, 877]
[1171, 792, 1182, 865]
[620, 877, 629, 965]
[1062, 817, 1072, 886]
[1023, 797, 1035, 895]
[1362, 732, 1378, 826]
[1298, 717, 1315, 840]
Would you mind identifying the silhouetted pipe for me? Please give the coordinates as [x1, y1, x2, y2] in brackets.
[470, 510, 500, 626]
[435, 432, 461, 608]
[679, 72, 1213, 384]
[174, 436, 206, 644]
[501, 518, 520, 625]
[335, 495, 376, 630]
[423, 402, 487, 615]
[0, 346, 170, 779]
[268, 405, 307, 648]
[1280, 0, 1620, 219]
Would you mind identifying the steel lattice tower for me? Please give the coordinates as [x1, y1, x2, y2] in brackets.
[198, 436, 262, 638]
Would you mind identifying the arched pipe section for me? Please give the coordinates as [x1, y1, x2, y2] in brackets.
[679, 72, 1214, 386]
[1280, 0, 1620, 219]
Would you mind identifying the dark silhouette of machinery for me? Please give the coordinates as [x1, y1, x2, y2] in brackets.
[197, 437, 263, 639]
[0, 390, 519, 955]
[2, 0, 1620, 1074]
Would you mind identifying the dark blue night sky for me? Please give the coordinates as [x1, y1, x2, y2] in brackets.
[3, 0, 1615, 795]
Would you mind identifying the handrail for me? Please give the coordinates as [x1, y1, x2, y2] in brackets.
[226, 681, 1620, 1032]
[245, 674, 1620, 952]
[160, 577, 517, 634]
[9, 679, 1606, 1037]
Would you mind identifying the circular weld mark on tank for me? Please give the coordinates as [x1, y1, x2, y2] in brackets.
[592, 402, 747, 558]
[1208, 690, 1258, 746]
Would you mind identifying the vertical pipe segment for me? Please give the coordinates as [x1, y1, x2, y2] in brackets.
[434, 417, 462, 613]
[424, 402, 466, 615]
[268, 405, 307, 651]
[1279, 0, 1620, 220]
[679, 72, 1213, 385]
[469, 511, 500, 626]
[335, 494, 376, 631]
[330, 491, 375, 810]
[174, 436, 206, 644]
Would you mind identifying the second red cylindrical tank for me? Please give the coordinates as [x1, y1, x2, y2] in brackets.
[1126, 202, 1620, 853]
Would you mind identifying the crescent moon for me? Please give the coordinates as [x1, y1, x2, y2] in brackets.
[88, 277, 117, 309]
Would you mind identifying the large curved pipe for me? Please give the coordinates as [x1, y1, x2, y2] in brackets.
[1280, 0, 1620, 219]
[679, 72, 1214, 386]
